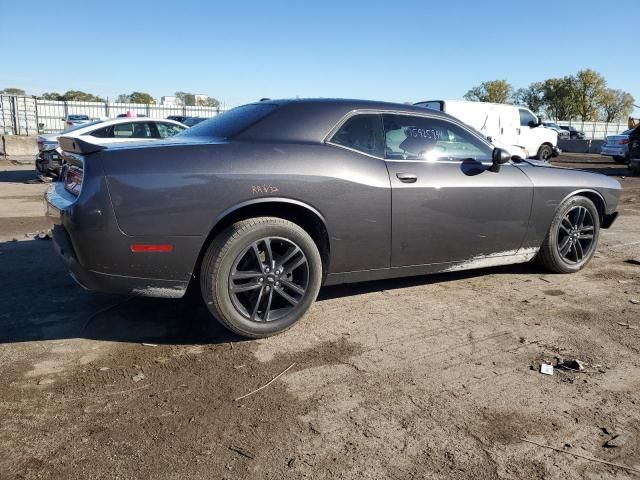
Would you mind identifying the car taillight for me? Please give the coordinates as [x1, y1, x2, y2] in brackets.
[64, 167, 83, 196]
[621, 138, 630, 145]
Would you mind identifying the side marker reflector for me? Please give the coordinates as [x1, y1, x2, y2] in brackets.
[130, 244, 174, 253]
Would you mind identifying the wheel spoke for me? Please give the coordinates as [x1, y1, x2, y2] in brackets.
[574, 241, 584, 261]
[262, 288, 274, 321]
[263, 238, 274, 269]
[561, 218, 573, 231]
[277, 246, 300, 270]
[558, 236, 571, 254]
[579, 234, 593, 240]
[250, 287, 265, 321]
[231, 282, 261, 293]
[281, 278, 305, 296]
[231, 270, 262, 280]
[579, 226, 594, 234]
[251, 243, 265, 273]
[560, 239, 572, 256]
[283, 256, 306, 275]
[575, 207, 586, 228]
[275, 287, 299, 306]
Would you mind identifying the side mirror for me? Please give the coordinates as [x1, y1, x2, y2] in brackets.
[490, 148, 511, 172]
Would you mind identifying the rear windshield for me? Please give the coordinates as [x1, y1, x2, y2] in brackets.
[68, 115, 89, 120]
[180, 104, 278, 138]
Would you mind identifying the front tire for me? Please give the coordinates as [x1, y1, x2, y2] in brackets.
[200, 217, 322, 338]
[536, 196, 600, 274]
[536, 144, 553, 162]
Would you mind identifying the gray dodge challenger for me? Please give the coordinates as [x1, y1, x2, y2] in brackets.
[45, 99, 621, 338]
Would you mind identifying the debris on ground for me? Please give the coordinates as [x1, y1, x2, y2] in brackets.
[624, 258, 640, 266]
[629, 299, 640, 305]
[229, 445, 254, 459]
[141, 343, 158, 347]
[617, 322, 639, 330]
[603, 432, 631, 449]
[132, 372, 146, 383]
[556, 359, 585, 371]
[540, 363, 554, 375]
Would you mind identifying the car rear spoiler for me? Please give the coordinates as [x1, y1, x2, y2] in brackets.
[58, 136, 107, 155]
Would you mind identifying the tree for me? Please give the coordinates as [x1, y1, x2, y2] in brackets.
[463, 80, 513, 104]
[128, 92, 156, 104]
[175, 91, 196, 106]
[40, 92, 64, 100]
[197, 96, 220, 108]
[572, 69, 606, 121]
[599, 89, 634, 122]
[59, 90, 105, 102]
[540, 76, 576, 120]
[115, 94, 131, 103]
[512, 82, 545, 113]
[1, 87, 26, 95]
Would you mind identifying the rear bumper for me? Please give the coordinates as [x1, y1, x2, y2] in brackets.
[45, 182, 189, 298]
[600, 146, 628, 157]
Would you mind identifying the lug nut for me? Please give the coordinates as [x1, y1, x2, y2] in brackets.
[258, 278, 264, 283]
[265, 267, 270, 273]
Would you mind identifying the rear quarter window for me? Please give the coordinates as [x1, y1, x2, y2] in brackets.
[181, 104, 278, 138]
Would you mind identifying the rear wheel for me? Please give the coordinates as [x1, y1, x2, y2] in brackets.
[536, 196, 600, 273]
[200, 217, 322, 338]
[613, 155, 629, 164]
[536, 144, 553, 161]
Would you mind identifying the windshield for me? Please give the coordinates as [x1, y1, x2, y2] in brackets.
[68, 115, 89, 121]
[180, 104, 278, 138]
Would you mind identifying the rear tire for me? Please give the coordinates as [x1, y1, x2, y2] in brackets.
[536, 144, 553, 162]
[200, 217, 322, 338]
[613, 155, 629, 164]
[536, 196, 600, 274]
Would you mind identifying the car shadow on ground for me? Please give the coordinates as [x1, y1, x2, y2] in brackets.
[0, 240, 547, 346]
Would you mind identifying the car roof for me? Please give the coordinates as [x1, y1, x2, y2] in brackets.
[237, 98, 462, 143]
[55, 117, 185, 137]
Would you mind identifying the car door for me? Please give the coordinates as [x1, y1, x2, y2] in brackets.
[517, 108, 541, 156]
[383, 113, 534, 267]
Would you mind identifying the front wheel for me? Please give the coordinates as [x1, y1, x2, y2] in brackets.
[200, 217, 322, 338]
[536, 196, 600, 273]
[536, 144, 553, 162]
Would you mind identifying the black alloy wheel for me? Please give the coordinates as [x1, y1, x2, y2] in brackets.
[228, 237, 309, 323]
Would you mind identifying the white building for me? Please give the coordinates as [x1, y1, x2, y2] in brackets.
[160, 96, 178, 106]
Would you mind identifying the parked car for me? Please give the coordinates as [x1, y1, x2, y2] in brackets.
[62, 114, 91, 129]
[45, 99, 620, 338]
[601, 129, 633, 163]
[559, 125, 585, 140]
[182, 117, 208, 127]
[415, 100, 560, 161]
[628, 126, 640, 174]
[35, 118, 186, 179]
[543, 122, 570, 140]
[167, 115, 187, 123]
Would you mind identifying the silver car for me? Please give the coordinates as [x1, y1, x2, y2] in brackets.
[601, 129, 633, 163]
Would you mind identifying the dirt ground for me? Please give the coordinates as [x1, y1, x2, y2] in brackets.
[1, 154, 639, 479]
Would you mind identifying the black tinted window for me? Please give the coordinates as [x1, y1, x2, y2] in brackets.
[181, 104, 278, 138]
[383, 114, 492, 161]
[519, 109, 537, 127]
[330, 114, 384, 157]
[87, 126, 111, 138]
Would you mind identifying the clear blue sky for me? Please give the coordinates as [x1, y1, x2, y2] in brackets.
[1, 0, 638, 113]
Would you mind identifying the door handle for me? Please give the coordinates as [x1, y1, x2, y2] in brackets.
[396, 173, 417, 183]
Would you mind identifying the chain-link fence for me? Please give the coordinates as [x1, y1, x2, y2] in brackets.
[556, 120, 630, 140]
[0, 95, 225, 135]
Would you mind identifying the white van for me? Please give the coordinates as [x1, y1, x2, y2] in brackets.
[414, 100, 560, 161]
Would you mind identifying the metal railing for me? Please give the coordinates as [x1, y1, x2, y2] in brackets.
[555, 120, 629, 140]
[0, 95, 225, 135]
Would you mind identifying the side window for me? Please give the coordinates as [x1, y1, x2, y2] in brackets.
[519, 109, 537, 127]
[330, 114, 384, 157]
[87, 126, 112, 138]
[383, 114, 493, 162]
[113, 122, 153, 138]
[156, 122, 186, 138]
